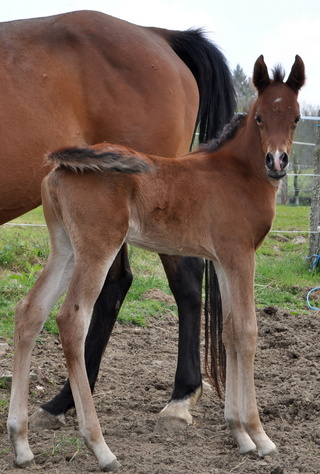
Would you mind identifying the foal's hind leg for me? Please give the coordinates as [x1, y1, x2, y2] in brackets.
[56, 250, 123, 471]
[7, 230, 74, 468]
[35, 245, 133, 424]
[158, 255, 203, 425]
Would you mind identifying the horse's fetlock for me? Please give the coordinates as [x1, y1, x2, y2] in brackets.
[225, 417, 241, 431]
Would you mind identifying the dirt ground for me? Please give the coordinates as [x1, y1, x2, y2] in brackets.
[0, 291, 319, 473]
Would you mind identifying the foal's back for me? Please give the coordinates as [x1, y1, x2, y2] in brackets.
[44, 141, 276, 259]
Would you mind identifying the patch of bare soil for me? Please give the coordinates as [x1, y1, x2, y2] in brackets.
[1, 298, 319, 473]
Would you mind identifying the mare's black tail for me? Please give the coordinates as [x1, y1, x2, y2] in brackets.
[204, 260, 226, 399]
[168, 28, 232, 396]
[167, 28, 236, 143]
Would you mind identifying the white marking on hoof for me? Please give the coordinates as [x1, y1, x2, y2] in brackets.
[202, 380, 213, 392]
[238, 438, 256, 455]
[101, 458, 121, 472]
[159, 400, 193, 425]
[14, 456, 35, 469]
[258, 442, 278, 458]
[159, 386, 202, 425]
[29, 407, 66, 430]
[11, 441, 35, 469]
[155, 415, 189, 434]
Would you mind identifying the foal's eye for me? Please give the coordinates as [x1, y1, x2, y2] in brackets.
[255, 114, 262, 124]
[294, 116, 300, 124]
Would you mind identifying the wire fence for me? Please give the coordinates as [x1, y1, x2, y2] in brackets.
[2, 115, 319, 244]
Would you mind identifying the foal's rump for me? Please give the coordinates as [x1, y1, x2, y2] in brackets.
[42, 144, 151, 257]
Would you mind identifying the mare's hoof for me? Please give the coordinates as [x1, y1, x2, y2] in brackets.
[101, 458, 121, 472]
[154, 416, 189, 434]
[29, 408, 66, 431]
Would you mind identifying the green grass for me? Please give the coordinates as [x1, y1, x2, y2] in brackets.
[255, 204, 319, 312]
[49, 432, 85, 460]
[0, 207, 176, 339]
[0, 204, 319, 343]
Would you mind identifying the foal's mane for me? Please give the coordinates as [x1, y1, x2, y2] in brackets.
[201, 113, 246, 152]
[271, 65, 286, 83]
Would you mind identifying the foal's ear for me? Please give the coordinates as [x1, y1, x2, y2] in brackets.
[286, 55, 305, 93]
[253, 55, 270, 94]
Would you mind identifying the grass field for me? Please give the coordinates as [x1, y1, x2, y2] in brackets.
[1, 204, 319, 341]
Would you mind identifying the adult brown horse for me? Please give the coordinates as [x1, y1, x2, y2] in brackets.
[7, 55, 305, 471]
[0, 11, 235, 428]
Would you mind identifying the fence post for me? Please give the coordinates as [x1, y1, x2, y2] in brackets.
[309, 124, 320, 257]
[280, 175, 288, 204]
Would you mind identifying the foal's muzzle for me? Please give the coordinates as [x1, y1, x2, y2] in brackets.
[265, 152, 288, 180]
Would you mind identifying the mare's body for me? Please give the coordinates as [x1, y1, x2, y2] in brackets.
[0, 10, 235, 423]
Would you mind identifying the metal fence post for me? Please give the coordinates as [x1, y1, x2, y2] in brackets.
[309, 124, 320, 257]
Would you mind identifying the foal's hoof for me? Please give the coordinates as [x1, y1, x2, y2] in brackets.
[29, 408, 66, 431]
[101, 458, 121, 472]
[258, 445, 279, 458]
[14, 456, 35, 469]
[154, 416, 189, 434]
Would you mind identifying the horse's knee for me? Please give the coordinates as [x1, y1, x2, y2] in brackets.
[235, 326, 257, 357]
[223, 313, 257, 357]
[14, 298, 45, 343]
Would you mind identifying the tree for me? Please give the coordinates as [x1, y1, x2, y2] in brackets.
[232, 64, 256, 112]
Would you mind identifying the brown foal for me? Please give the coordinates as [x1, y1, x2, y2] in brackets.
[8, 55, 305, 471]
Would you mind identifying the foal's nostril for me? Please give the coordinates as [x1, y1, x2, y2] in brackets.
[280, 152, 288, 170]
[265, 152, 274, 170]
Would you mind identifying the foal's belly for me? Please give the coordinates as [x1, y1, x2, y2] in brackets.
[126, 225, 209, 259]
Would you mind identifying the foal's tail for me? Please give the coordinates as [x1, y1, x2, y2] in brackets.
[204, 260, 226, 399]
[46, 146, 153, 174]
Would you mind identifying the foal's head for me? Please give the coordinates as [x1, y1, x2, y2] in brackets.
[252, 55, 305, 180]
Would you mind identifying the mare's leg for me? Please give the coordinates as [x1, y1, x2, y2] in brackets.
[158, 255, 203, 424]
[36, 245, 132, 421]
[7, 229, 74, 467]
[56, 250, 122, 471]
[217, 256, 277, 457]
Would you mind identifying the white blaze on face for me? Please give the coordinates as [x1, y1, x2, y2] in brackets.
[271, 97, 287, 170]
[273, 149, 284, 171]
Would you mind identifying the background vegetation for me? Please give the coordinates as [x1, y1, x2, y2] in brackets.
[1, 69, 319, 340]
[1, 204, 319, 343]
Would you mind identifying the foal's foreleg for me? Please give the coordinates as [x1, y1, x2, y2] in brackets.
[7, 247, 74, 468]
[221, 258, 277, 457]
[223, 313, 256, 454]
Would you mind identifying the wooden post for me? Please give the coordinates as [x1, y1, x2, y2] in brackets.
[309, 124, 320, 258]
[280, 175, 288, 204]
